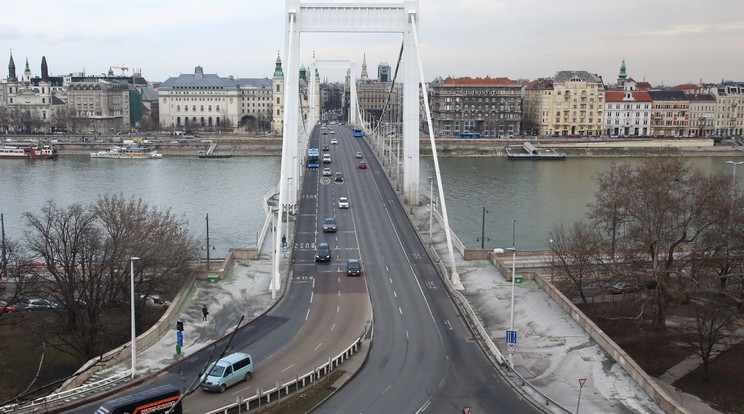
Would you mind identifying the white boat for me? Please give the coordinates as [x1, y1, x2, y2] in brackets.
[90, 146, 163, 159]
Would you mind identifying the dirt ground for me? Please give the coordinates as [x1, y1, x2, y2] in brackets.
[581, 299, 744, 413]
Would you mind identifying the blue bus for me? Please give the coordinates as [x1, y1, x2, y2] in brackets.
[459, 132, 481, 139]
[307, 148, 319, 168]
[353, 127, 362, 138]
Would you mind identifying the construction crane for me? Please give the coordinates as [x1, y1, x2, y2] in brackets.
[110, 65, 129, 76]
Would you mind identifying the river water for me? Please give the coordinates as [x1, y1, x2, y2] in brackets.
[1, 154, 741, 254]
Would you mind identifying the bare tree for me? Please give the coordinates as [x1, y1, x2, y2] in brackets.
[22, 196, 199, 362]
[51, 107, 78, 135]
[588, 159, 729, 331]
[685, 295, 741, 375]
[547, 222, 607, 304]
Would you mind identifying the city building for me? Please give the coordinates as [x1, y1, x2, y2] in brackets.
[603, 87, 652, 137]
[648, 90, 690, 137]
[65, 80, 131, 133]
[356, 55, 401, 125]
[429, 76, 522, 137]
[710, 83, 744, 137]
[523, 71, 605, 136]
[687, 94, 717, 137]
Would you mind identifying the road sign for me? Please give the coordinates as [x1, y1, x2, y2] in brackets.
[463, 407, 471, 414]
[508, 343, 515, 353]
[579, 378, 586, 388]
[506, 330, 517, 344]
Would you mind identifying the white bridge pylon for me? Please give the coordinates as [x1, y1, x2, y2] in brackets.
[273, 0, 462, 293]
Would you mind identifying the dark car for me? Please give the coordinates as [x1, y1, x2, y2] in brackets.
[323, 217, 337, 233]
[358, 162, 367, 169]
[346, 259, 362, 276]
[334, 172, 344, 182]
[315, 243, 331, 262]
[322, 145, 330, 151]
[607, 282, 641, 295]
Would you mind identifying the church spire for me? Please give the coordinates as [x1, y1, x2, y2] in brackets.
[41, 56, 49, 81]
[8, 50, 17, 82]
[618, 59, 627, 80]
[273, 51, 283, 80]
[360, 53, 369, 81]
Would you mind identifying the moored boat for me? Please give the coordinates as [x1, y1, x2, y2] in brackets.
[91, 146, 163, 159]
[0, 145, 58, 159]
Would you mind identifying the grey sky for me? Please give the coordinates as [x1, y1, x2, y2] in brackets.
[3, 0, 743, 85]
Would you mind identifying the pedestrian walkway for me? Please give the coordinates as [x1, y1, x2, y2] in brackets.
[406, 201, 704, 414]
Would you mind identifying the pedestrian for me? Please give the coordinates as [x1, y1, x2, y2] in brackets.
[202, 304, 209, 321]
[281, 234, 287, 247]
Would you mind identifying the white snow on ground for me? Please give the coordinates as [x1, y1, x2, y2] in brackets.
[459, 260, 663, 414]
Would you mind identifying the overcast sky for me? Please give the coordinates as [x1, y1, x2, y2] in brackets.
[3, 0, 743, 86]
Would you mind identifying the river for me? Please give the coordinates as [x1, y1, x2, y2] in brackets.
[1, 154, 741, 254]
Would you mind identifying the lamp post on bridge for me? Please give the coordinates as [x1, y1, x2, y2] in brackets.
[130, 256, 140, 379]
[505, 219, 517, 366]
[428, 176, 433, 245]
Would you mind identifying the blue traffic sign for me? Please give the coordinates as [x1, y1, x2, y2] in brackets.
[506, 330, 517, 344]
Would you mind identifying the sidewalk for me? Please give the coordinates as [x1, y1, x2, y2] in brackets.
[407, 202, 727, 414]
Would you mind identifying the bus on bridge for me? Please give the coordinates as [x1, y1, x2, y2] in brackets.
[307, 148, 319, 168]
[353, 127, 362, 138]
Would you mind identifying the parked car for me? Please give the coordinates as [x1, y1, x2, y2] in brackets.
[315, 243, 332, 262]
[358, 162, 367, 169]
[0, 300, 18, 312]
[346, 259, 362, 276]
[334, 172, 344, 182]
[323, 217, 337, 233]
[607, 282, 641, 295]
[338, 197, 350, 209]
[25, 298, 62, 311]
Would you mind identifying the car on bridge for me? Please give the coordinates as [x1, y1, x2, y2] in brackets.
[331, 138, 338, 145]
[323, 217, 337, 233]
[358, 162, 367, 169]
[334, 172, 344, 182]
[201, 352, 254, 393]
[346, 259, 362, 276]
[338, 197, 350, 209]
[315, 243, 332, 262]
[323, 167, 332, 176]
[355, 151, 363, 158]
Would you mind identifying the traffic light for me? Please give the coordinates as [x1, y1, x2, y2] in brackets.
[176, 320, 184, 331]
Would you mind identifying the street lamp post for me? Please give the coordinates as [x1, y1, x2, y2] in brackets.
[506, 220, 516, 366]
[130, 256, 140, 378]
[725, 160, 744, 201]
[428, 177, 433, 244]
[271, 207, 279, 300]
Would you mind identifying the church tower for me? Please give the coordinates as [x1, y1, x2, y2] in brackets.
[272, 52, 284, 134]
[23, 57, 32, 83]
[618, 59, 628, 87]
[360, 53, 369, 81]
[8, 51, 17, 82]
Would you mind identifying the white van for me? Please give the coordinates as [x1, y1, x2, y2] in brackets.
[200, 352, 254, 392]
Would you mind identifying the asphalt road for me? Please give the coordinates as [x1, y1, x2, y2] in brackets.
[311, 126, 540, 413]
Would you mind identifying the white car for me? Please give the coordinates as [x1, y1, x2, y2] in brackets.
[338, 196, 350, 209]
[331, 138, 338, 145]
[323, 167, 332, 176]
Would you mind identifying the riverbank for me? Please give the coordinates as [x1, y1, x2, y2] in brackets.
[20, 134, 744, 158]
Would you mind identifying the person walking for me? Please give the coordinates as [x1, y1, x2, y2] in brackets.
[202, 304, 209, 321]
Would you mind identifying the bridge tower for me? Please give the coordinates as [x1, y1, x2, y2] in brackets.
[274, 0, 460, 292]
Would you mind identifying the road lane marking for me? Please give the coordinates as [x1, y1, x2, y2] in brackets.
[444, 320, 453, 330]
[310, 292, 314, 303]
[399, 307, 403, 315]
[305, 309, 310, 320]
[281, 364, 295, 373]
[314, 342, 323, 351]
[331, 323, 336, 331]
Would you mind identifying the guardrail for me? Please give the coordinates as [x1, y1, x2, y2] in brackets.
[204, 332, 367, 414]
[0, 371, 131, 414]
